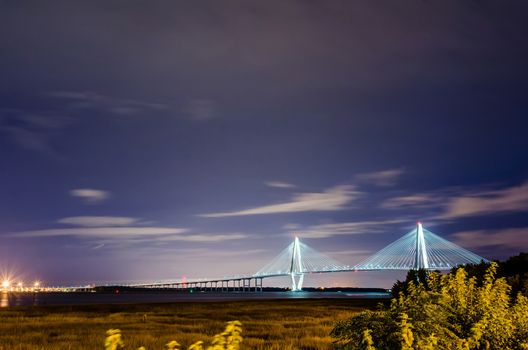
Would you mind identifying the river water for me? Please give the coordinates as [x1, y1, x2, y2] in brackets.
[0, 290, 390, 307]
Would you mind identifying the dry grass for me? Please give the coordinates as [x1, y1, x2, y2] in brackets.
[0, 298, 384, 350]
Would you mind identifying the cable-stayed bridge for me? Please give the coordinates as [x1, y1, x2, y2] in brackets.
[128, 222, 488, 292]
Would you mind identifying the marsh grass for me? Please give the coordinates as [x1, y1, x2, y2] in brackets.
[0, 299, 381, 350]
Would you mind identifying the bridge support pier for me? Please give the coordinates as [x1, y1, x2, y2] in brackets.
[290, 273, 304, 291]
[255, 277, 263, 292]
[242, 278, 251, 292]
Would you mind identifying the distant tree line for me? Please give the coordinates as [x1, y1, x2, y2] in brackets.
[391, 252, 528, 298]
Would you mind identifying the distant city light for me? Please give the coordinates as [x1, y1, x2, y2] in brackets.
[0, 278, 45, 292]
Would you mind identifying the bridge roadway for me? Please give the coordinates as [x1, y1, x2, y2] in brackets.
[127, 270, 346, 292]
[121, 263, 456, 292]
[62, 265, 453, 292]
[127, 270, 356, 292]
[130, 276, 265, 292]
[123, 266, 438, 292]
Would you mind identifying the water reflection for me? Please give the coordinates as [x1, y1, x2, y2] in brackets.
[0, 291, 390, 307]
[1, 292, 8, 307]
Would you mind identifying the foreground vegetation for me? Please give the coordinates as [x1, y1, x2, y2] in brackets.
[105, 320, 243, 350]
[0, 298, 381, 350]
[332, 262, 528, 350]
[392, 252, 528, 298]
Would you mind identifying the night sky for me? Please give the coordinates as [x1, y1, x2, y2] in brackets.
[1, 1, 528, 287]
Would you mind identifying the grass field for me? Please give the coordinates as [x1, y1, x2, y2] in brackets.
[0, 298, 384, 350]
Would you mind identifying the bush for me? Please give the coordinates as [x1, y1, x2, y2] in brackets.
[392, 253, 528, 299]
[105, 320, 243, 350]
[332, 263, 528, 350]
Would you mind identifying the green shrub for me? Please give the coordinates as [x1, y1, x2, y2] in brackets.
[332, 263, 528, 350]
[105, 321, 243, 350]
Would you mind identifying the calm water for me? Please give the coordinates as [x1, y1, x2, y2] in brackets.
[0, 291, 390, 307]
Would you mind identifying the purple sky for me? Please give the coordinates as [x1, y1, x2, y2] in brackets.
[1, 1, 528, 287]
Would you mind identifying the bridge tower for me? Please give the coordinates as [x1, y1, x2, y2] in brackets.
[290, 236, 304, 291]
[414, 222, 429, 269]
[254, 235, 349, 291]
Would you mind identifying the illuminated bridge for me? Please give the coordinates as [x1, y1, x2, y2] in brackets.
[128, 222, 488, 292]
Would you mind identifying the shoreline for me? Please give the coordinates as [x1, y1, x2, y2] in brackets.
[1, 290, 391, 308]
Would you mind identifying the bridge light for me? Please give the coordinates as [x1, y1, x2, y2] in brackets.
[2, 280, 9, 289]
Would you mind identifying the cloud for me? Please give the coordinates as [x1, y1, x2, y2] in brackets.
[356, 168, 405, 187]
[1, 126, 53, 153]
[70, 188, 110, 204]
[8, 214, 247, 243]
[200, 185, 360, 217]
[183, 99, 216, 121]
[381, 193, 440, 209]
[0, 109, 71, 157]
[6, 226, 188, 238]
[381, 180, 528, 221]
[451, 228, 528, 249]
[58, 216, 139, 227]
[142, 247, 266, 260]
[286, 219, 407, 239]
[283, 223, 302, 230]
[265, 181, 296, 189]
[48, 90, 168, 116]
[6, 227, 247, 243]
[152, 233, 248, 242]
[441, 182, 528, 219]
[0, 92, 169, 156]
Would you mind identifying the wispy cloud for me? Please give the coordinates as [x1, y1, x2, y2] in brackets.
[183, 98, 216, 121]
[0, 109, 71, 157]
[70, 188, 110, 204]
[381, 193, 440, 209]
[143, 247, 267, 259]
[1, 126, 53, 154]
[151, 233, 248, 242]
[381, 180, 528, 221]
[283, 223, 302, 230]
[48, 90, 168, 116]
[441, 182, 528, 219]
[356, 168, 405, 187]
[58, 216, 139, 227]
[6, 225, 247, 243]
[265, 181, 296, 189]
[1, 92, 215, 157]
[6, 226, 189, 238]
[451, 228, 528, 249]
[200, 185, 360, 217]
[8, 213, 247, 243]
[285, 219, 407, 239]
[0, 91, 169, 156]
